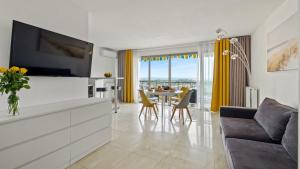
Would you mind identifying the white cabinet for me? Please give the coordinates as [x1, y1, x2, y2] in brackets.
[70, 114, 111, 142]
[20, 146, 70, 169]
[0, 98, 111, 169]
[0, 111, 69, 150]
[70, 127, 111, 163]
[0, 129, 69, 169]
[71, 102, 110, 125]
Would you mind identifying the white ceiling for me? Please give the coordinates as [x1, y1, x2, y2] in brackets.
[70, 0, 284, 50]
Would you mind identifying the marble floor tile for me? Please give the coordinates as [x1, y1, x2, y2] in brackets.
[70, 103, 228, 169]
[66, 163, 87, 169]
[112, 153, 159, 169]
[78, 144, 131, 169]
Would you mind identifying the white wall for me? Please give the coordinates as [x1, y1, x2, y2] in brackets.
[90, 47, 116, 78]
[0, 0, 90, 110]
[251, 0, 299, 108]
[135, 42, 200, 57]
[90, 47, 116, 97]
[88, 13, 116, 78]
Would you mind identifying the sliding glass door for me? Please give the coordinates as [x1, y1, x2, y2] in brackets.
[139, 60, 149, 89]
[200, 52, 214, 110]
[139, 49, 214, 109]
[150, 59, 169, 88]
[171, 56, 197, 89]
[140, 54, 198, 89]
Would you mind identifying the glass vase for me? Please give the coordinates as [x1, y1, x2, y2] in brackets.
[8, 92, 19, 116]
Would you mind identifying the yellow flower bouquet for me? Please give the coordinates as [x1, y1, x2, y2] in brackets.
[0, 66, 30, 115]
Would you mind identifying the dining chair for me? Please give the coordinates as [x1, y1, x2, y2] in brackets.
[171, 86, 189, 103]
[170, 90, 193, 123]
[147, 90, 159, 103]
[139, 90, 159, 119]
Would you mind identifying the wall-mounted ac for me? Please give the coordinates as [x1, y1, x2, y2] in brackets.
[99, 47, 117, 58]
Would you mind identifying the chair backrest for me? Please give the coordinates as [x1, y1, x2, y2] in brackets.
[177, 90, 193, 108]
[179, 87, 189, 98]
[139, 90, 152, 106]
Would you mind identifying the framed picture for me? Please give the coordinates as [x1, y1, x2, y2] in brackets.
[267, 13, 299, 72]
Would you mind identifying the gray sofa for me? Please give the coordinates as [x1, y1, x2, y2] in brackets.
[220, 98, 298, 169]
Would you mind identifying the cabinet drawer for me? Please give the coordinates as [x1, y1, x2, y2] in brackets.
[19, 146, 70, 169]
[0, 111, 69, 150]
[70, 127, 111, 160]
[71, 102, 111, 125]
[0, 129, 69, 169]
[71, 114, 111, 142]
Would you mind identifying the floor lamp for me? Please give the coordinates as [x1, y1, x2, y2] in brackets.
[216, 28, 258, 108]
[216, 28, 251, 81]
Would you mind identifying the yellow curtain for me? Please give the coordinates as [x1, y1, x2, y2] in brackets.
[123, 49, 134, 103]
[211, 39, 230, 112]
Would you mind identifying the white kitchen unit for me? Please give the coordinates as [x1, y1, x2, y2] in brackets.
[0, 98, 112, 169]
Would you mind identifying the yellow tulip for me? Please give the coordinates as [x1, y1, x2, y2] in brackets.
[20, 68, 28, 74]
[0, 67, 7, 73]
[10, 66, 20, 72]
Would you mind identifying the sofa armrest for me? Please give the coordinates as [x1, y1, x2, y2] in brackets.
[220, 106, 257, 119]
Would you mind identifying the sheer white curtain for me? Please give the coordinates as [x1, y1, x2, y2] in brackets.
[197, 42, 215, 110]
[132, 50, 140, 102]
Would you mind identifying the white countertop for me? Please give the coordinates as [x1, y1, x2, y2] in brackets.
[0, 98, 110, 125]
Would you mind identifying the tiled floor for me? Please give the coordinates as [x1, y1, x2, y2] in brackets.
[68, 104, 228, 169]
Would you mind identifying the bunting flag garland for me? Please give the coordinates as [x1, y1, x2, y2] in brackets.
[141, 53, 198, 62]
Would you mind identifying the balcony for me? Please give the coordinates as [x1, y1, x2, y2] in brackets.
[139, 79, 197, 89]
[139, 79, 212, 107]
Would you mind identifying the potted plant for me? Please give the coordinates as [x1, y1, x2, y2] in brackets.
[0, 66, 30, 115]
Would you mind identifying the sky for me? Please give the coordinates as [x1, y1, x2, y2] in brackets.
[140, 58, 198, 80]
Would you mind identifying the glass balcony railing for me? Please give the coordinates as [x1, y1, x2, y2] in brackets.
[139, 79, 197, 89]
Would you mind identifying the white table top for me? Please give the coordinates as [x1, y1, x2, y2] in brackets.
[149, 90, 182, 96]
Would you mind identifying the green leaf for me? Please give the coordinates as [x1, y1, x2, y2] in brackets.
[23, 85, 31, 89]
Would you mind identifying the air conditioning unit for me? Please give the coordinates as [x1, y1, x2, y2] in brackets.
[99, 47, 117, 58]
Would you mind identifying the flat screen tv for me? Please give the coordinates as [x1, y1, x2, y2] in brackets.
[10, 20, 93, 77]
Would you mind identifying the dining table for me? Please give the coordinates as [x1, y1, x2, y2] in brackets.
[149, 90, 182, 118]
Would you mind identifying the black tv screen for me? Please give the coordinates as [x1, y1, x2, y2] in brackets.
[10, 20, 93, 77]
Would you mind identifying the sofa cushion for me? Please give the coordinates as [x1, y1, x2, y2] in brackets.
[220, 106, 257, 119]
[254, 98, 294, 142]
[220, 117, 273, 143]
[282, 112, 298, 162]
[226, 138, 297, 169]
